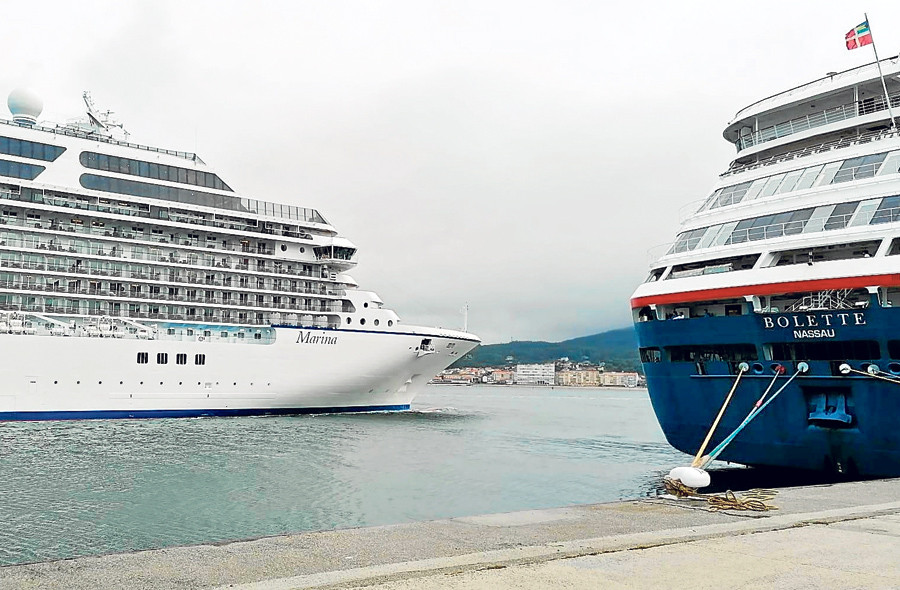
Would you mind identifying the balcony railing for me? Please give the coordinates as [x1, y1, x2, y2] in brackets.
[737, 90, 900, 151]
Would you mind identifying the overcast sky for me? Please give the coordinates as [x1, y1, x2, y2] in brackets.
[4, 1, 900, 343]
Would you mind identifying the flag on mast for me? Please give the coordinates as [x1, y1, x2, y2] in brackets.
[846, 21, 873, 50]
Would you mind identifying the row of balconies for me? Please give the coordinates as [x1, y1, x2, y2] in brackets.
[0, 279, 345, 312]
[0, 193, 354, 267]
[0, 247, 342, 290]
[0, 263, 346, 299]
[0, 300, 341, 328]
[8, 187, 327, 241]
[0, 216, 342, 275]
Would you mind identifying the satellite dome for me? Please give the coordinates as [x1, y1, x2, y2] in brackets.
[7, 88, 43, 126]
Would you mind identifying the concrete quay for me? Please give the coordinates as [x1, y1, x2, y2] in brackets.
[1, 478, 899, 590]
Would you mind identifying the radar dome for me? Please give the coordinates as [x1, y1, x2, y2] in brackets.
[7, 88, 43, 125]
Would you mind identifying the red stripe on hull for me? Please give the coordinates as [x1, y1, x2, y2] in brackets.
[631, 273, 900, 308]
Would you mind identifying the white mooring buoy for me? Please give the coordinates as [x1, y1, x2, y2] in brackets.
[668, 466, 711, 489]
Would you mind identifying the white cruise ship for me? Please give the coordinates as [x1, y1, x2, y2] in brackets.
[0, 88, 479, 420]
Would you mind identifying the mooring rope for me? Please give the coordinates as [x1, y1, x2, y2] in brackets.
[699, 363, 808, 469]
[662, 477, 778, 511]
[691, 362, 748, 468]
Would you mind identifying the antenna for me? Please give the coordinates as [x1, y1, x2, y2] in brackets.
[83, 92, 108, 130]
[462, 303, 469, 333]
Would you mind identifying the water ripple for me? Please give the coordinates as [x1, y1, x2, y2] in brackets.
[0, 385, 682, 565]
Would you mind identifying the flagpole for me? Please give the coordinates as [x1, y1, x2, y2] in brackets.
[866, 12, 898, 130]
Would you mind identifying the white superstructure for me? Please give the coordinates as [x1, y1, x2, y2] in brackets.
[0, 90, 479, 419]
[632, 55, 900, 318]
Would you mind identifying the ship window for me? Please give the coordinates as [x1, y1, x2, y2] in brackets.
[0, 136, 65, 162]
[254, 332, 262, 340]
[137, 352, 148, 364]
[712, 182, 752, 208]
[794, 165, 824, 191]
[832, 152, 887, 184]
[0, 159, 45, 181]
[669, 227, 707, 253]
[646, 268, 665, 282]
[157, 352, 168, 364]
[668, 254, 759, 279]
[772, 240, 880, 266]
[81, 152, 233, 192]
[640, 347, 662, 363]
[176, 353, 187, 365]
[870, 196, 900, 225]
[823, 202, 860, 230]
[770, 340, 879, 361]
[666, 344, 757, 362]
[195, 354, 206, 365]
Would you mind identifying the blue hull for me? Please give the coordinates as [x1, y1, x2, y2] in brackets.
[0, 404, 411, 422]
[635, 303, 900, 477]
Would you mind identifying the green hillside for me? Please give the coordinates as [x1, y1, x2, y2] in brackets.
[453, 327, 641, 372]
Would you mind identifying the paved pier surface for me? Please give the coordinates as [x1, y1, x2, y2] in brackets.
[1, 478, 899, 589]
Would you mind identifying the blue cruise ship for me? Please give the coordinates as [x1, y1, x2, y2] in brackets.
[632, 55, 900, 477]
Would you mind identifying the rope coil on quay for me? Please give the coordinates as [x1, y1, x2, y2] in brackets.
[662, 477, 779, 512]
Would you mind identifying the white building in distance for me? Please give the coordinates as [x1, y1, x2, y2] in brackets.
[515, 363, 555, 385]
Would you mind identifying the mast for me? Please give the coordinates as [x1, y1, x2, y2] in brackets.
[865, 13, 898, 129]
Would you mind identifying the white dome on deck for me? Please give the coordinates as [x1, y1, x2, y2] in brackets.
[8, 88, 43, 125]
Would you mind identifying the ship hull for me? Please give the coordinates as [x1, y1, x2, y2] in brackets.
[635, 305, 900, 477]
[0, 325, 479, 420]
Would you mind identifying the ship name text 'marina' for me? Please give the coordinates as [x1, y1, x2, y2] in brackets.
[296, 331, 338, 345]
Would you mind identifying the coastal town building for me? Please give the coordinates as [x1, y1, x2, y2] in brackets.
[556, 368, 600, 387]
[515, 363, 555, 385]
[599, 371, 640, 387]
[486, 369, 514, 384]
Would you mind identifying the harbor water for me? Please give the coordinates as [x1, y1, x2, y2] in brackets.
[0, 384, 685, 566]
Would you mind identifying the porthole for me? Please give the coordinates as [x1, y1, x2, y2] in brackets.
[374, 319, 379, 326]
[360, 318, 366, 325]
[364, 302, 369, 308]
[299, 247, 305, 253]
[54, 380, 58, 385]
[160, 381, 163, 385]
[889, 363, 900, 374]
[281, 244, 287, 252]
[346, 317, 352, 324]
[388, 320, 393, 327]
[98, 381, 102, 385]
[76, 381, 80, 384]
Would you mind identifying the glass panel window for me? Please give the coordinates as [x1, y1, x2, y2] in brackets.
[824, 202, 859, 230]
[775, 169, 804, 194]
[870, 196, 900, 225]
[759, 173, 785, 198]
[794, 165, 823, 191]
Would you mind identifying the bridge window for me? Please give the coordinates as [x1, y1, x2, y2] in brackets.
[769, 340, 880, 361]
[640, 347, 661, 363]
[666, 344, 757, 362]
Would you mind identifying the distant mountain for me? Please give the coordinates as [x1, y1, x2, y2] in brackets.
[452, 327, 641, 372]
